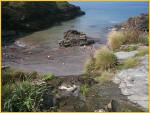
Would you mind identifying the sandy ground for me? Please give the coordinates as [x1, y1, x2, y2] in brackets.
[2, 43, 104, 76]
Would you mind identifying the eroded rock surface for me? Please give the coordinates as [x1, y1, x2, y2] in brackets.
[59, 30, 95, 47]
[113, 55, 149, 111]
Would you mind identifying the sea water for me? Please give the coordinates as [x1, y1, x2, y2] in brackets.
[18, 2, 149, 48]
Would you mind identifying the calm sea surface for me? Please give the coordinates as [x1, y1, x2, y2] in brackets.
[18, 2, 149, 48]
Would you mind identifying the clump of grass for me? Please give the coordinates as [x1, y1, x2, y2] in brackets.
[42, 73, 54, 81]
[108, 31, 126, 50]
[108, 30, 148, 51]
[137, 46, 149, 57]
[2, 81, 47, 112]
[81, 84, 90, 96]
[139, 36, 149, 46]
[84, 58, 96, 76]
[96, 71, 114, 85]
[128, 45, 139, 51]
[121, 45, 139, 52]
[2, 67, 39, 85]
[123, 30, 149, 46]
[116, 64, 124, 70]
[123, 57, 141, 69]
[84, 47, 117, 76]
[95, 47, 117, 71]
[2, 84, 15, 105]
[123, 30, 140, 44]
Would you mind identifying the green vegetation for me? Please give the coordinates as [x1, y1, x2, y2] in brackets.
[2, 1, 84, 45]
[137, 46, 149, 57]
[128, 45, 139, 51]
[84, 58, 96, 76]
[96, 71, 114, 85]
[84, 28, 148, 86]
[2, 67, 39, 85]
[139, 36, 149, 46]
[123, 30, 141, 44]
[81, 84, 90, 96]
[42, 73, 54, 81]
[122, 30, 148, 45]
[108, 31, 126, 50]
[119, 45, 139, 52]
[108, 30, 148, 51]
[95, 47, 117, 71]
[84, 47, 117, 76]
[116, 47, 148, 70]
[2, 81, 47, 112]
[123, 57, 141, 69]
[2, 1, 84, 32]
[116, 64, 124, 70]
[124, 45, 139, 52]
[1, 67, 51, 112]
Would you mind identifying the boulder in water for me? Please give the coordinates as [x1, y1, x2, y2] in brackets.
[59, 30, 95, 47]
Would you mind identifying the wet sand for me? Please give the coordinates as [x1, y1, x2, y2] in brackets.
[2, 43, 104, 76]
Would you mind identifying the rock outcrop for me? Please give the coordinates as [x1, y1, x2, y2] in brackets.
[114, 51, 139, 62]
[114, 14, 149, 35]
[122, 14, 149, 34]
[2, 2, 85, 44]
[113, 55, 149, 111]
[59, 30, 95, 47]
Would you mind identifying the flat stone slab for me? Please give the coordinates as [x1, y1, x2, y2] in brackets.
[114, 51, 139, 61]
[112, 55, 149, 111]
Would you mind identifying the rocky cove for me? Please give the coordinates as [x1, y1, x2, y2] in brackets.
[2, 30, 149, 112]
[2, 2, 149, 112]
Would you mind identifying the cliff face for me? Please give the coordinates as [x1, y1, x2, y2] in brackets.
[2, 2, 85, 33]
[122, 14, 149, 34]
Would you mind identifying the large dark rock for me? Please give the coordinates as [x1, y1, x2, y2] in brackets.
[59, 30, 95, 47]
[114, 14, 149, 34]
[2, 2, 85, 44]
[2, 2, 85, 32]
[123, 14, 149, 33]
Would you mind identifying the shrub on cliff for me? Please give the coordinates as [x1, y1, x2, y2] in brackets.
[84, 47, 117, 76]
[123, 30, 141, 44]
[95, 47, 117, 71]
[108, 31, 126, 50]
[108, 30, 149, 50]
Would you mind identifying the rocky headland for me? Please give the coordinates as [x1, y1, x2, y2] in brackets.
[1, 6, 149, 112]
[2, 2, 85, 45]
[114, 14, 149, 35]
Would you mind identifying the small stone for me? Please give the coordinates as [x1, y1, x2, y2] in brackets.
[28, 52, 32, 54]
